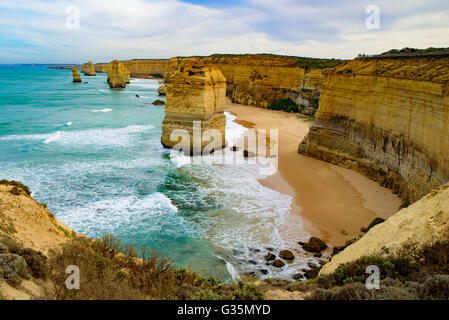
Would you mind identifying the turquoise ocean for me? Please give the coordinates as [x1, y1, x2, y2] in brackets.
[0, 65, 311, 281]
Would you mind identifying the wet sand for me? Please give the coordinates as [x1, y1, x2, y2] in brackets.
[225, 99, 401, 246]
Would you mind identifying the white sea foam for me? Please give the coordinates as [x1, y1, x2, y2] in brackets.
[59, 193, 188, 239]
[129, 78, 160, 90]
[44, 131, 62, 144]
[91, 108, 112, 113]
[224, 111, 248, 147]
[0, 125, 154, 148]
[55, 121, 72, 127]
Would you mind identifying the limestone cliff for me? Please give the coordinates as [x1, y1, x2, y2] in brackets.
[161, 60, 227, 154]
[0, 181, 73, 299]
[202, 55, 334, 115]
[81, 60, 96, 76]
[299, 56, 449, 203]
[93, 55, 344, 115]
[320, 182, 449, 274]
[71, 67, 81, 83]
[107, 60, 127, 88]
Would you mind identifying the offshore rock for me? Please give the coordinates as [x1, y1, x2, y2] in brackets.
[107, 60, 127, 89]
[71, 67, 82, 83]
[81, 60, 96, 76]
[161, 60, 226, 154]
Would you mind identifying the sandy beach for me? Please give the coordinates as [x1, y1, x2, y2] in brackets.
[225, 99, 401, 246]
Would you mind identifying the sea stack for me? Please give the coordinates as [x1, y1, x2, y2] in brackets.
[107, 60, 127, 88]
[120, 63, 131, 83]
[81, 60, 96, 76]
[161, 60, 226, 154]
[72, 67, 82, 83]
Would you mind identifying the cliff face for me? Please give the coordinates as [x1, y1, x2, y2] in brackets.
[202, 55, 326, 114]
[93, 55, 343, 115]
[71, 67, 82, 83]
[81, 61, 96, 76]
[299, 57, 449, 203]
[320, 182, 449, 274]
[161, 60, 226, 153]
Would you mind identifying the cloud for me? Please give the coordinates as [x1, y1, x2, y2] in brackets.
[0, 0, 448, 63]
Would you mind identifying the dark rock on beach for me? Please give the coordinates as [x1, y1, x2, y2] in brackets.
[279, 250, 295, 260]
[361, 217, 385, 232]
[243, 150, 256, 158]
[272, 259, 285, 268]
[303, 265, 322, 279]
[292, 273, 302, 280]
[260, 269, 269, 275]
[265, 252, 276, 261]
[302, 237, 328, 253]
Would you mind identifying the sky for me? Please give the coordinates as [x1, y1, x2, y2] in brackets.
[0, 0, 448, 63]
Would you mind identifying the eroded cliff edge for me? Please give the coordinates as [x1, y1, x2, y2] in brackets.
[92, 54, 345, 115]
[299, 56, 449, 203]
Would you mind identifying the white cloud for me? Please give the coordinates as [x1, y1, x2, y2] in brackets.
[0, 0, 448, 63]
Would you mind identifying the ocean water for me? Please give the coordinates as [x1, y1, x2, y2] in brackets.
[0, 65, 313, 281]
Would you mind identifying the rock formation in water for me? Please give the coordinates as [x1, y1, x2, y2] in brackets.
[71, 67, 82, 83]
[107, 60, 127, 88]
[157, 85, 166, 96]
[81, 60, 96, 76]
[299, 56, 449, 203]
[161, 60, 226, 154]
[320, 182, 449, 274]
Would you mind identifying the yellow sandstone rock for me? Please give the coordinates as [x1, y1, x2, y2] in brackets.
[158, 85, 166, 96]
[299, 56, 449, 203]
[107, 60, 127, 88]
[71, 67, 82, 83]
[91, 54, 341, 115]
[161, 60, 227, 154]
[81, 60, 96, 76]
[320, 182, 449, 274]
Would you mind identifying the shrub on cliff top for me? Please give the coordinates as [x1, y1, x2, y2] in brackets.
[43, 235, 263, 300]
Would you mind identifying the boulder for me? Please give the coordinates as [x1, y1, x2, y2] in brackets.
[303, 265, 322, 279]
[302, 237, 328, 253]
[264, 252, 276, 261]
[361, 217, 385, 232]
[279, 250, 295, 260]
[243, 150, 256, 158]
[152, 100, 165, 106]
[72, 67, 82, 83]
[292, 273, 302, 280]
[272, 259, 285, 268]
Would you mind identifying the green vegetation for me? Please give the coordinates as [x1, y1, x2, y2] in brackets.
[267, 98, 298, 113]
[300, 237, 449, 300]
[39, 235, 263, 300]
[149, 73, 164, 78]
[289, 57, 346, 69]
[207, 53, 346, 69]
